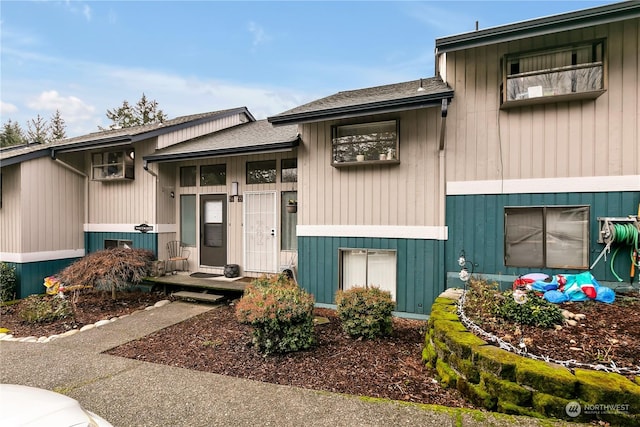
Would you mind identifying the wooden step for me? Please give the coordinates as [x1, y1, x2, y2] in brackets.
[172, 291, 224, 303]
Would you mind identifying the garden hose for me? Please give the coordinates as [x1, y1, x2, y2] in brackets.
[608, 222, 640, 282]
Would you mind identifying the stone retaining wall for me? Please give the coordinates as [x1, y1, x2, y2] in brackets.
[423, 292, 640, 426]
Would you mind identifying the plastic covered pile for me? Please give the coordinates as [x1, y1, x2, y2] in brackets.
[513, 271, 615, 304]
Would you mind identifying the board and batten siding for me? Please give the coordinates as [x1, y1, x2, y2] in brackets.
[87, 139, 158, 226]
[157, 112, 248, 149]
[443, 19, 640, 185]
[0, 164, 22, 254]
[298, 109, 443, 229]
[19, 158, 84, 254]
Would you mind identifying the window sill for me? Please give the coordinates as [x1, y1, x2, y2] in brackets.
[93, 176, 134, 182]
[332, 159, 400, 168]
[501, 90, 605, 109]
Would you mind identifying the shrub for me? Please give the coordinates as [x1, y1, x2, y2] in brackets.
[57, 248, 155, 299]
[0, 262, 17, 303]
[235, 274, 315, 355]
[18, 295, 72, 323]
[335, 286, 395, 339]
[495, 290, 564, 328]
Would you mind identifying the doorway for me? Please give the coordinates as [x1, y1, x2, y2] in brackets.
[200, 194, 227, 267]
[244, 191, 278, 272]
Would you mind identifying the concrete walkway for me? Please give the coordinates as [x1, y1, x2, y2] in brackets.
[1, 301, 585, 427]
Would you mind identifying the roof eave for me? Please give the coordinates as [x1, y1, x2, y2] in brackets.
[0, 149, 51, 167]
[435, 1, 640, 53]
[143, 137, 300, 164]
[268, 91, 454, 125]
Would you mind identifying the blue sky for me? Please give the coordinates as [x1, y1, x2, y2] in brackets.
[1, 0, 617, 137]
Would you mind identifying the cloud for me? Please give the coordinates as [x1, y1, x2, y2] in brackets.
[27, 90, 96, 124]
[62, 0, 92, 22]
[1, 101, 18, 115]
[247, 21, 271, 47]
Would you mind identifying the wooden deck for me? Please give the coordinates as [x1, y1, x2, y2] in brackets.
[144, 274, 252, 293]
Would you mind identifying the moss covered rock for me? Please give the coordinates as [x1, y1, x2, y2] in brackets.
[422, 339, 437, 368]
[497, 400, 544, 418]
[531, 392, 572, 419]
[449, 352, 480, 384]
[436, 359, 459, 388]
[515, 358, 577, 399]
[574, 369, 640, 411]
[473, 345, 521, 382]
[482, 372, 532, 406]
[457, 377, 497, 410]
[443, 330, 486, 360]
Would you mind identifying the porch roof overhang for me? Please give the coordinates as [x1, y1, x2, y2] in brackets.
[0, 144, 51, 167]
[435, 1, 640, 54]
[143, 120, 300, 164]
[267, 78, 453, 125]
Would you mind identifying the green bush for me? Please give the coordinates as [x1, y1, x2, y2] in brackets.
[0, 262, 17, 303]
[335, 286, 395, 339]
[235, 274, 315, 355]
[495, 290, 564, 328]
[19, 295, 72, 323]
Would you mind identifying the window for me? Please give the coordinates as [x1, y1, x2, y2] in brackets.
[92, 149, 134, 180]
[340, 249, 397, 301]
[501, 40, 605, 108]
[332, 120, 399, 166]
[504, 206, 589, 269]
[247, 160, 276, 184]
[180, 166, 196, 187]
[180, 195, 196, 246]
[105, 239, 133, 249]
[281, 158, 297, 183]
[200, 164, 226, 186]
[281, 191, 297, 250]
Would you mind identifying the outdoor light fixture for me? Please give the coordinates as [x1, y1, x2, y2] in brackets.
[230, 181, 240, 202]
[457, 250, 476, 285]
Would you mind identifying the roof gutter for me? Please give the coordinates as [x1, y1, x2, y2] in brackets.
[268, 92, 453, 125]
[435, 2, 640, 53]
[143, 138, 300, 164]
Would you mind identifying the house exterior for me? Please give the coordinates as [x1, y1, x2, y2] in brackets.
[268, 1, 639, 315]
[1, 108, 300, 297]
[2, 2, 638, 315]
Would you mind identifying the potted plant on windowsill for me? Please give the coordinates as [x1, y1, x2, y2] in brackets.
[286, 199, 298, 213]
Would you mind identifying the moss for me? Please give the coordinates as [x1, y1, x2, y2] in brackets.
[433, 297, 457, 306]
[429, 309, 460, 323]
[444, 330, 486, 360]
[531, 392, 573, 419]
[481, 372, 532, 406]
[422, 340, 437, 368]
[457, 377, 497, 410]
[515, 358, 577, 399]
[433, 337, 450, 362]
[449, 352, 480, 384]
[0, 327, 10, 334]
[473, 345, 521, 382]
[574, 369, 640, 410]
[436, 358, 459, 388]
[432, 319, 468, 342]
[635, 376, 640, 387]
[497, 400, 545, 418]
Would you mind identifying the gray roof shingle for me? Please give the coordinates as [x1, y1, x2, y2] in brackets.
[268, 77, 452, 125]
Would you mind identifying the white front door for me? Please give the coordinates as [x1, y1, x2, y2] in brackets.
[244, 191, 278, 272]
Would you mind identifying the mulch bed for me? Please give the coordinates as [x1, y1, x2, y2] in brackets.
[105, 302, 475, 408]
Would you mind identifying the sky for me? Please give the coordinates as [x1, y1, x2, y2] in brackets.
[1, 0, 619, 137]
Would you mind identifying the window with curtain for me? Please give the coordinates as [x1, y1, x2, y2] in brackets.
[504, 206, 589, 269]
[200, 164, 226, 186]
[281, 191, 297, 250]
[180, 195, 196, 246]
[340, 249, 397, 301]
[247, 160, 276, 184]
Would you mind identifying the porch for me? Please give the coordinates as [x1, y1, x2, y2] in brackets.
[143, 273, 252, 303]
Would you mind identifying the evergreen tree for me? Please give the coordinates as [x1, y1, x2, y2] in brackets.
[26, 114, 50, 144]
[50, 110, 67, 141]
[102, 93, 167, 130]
[0, 120, 26, 148]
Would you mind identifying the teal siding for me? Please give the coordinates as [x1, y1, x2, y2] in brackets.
[298, 236, 445, 315]
[7, 259, 79, 299]
[85, 232, 158, 255]
[446, 191, 640, 287]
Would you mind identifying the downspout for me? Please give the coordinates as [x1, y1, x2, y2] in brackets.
[438, 98, 449, 228]
[50, 150, 89, 247]
[143, 159, 160, 256]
